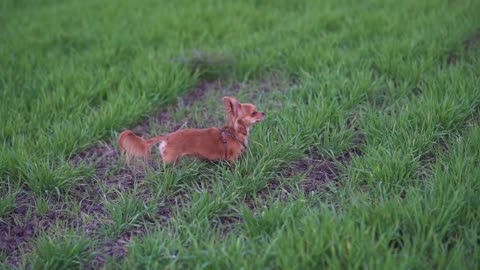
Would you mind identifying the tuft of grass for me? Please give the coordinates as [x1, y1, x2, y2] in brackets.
[241, 199, 305, 238]
[101, 190, 156, 237]
[0, 181, 20, 220]
[30, 233, 92, 270]
[35, 197, 50, 217]
[17, 160, 93, 197]
[0, 192, 16, 221]
[121, 228, 186, 270]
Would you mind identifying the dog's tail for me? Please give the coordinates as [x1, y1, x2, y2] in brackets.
[145, 136, 166, 147]
[117, 130, 134, 150]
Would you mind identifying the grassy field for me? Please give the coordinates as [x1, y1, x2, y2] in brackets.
[1, 0, 480, 268]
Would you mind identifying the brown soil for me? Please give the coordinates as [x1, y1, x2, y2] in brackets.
[293, 133, 364, 195]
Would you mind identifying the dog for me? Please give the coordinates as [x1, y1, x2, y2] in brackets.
[117, 130, 163, 167]
[155, 96, 265, 164]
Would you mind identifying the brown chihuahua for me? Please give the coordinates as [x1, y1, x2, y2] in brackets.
[156, 96, 265, 164]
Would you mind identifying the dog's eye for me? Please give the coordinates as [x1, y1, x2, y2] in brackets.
[252, 112, 257, 116]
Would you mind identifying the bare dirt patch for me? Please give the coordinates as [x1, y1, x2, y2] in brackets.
[296, 157, 340, 194]
[287, 133, 364, 195]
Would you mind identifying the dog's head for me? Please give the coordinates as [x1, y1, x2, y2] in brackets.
[223, 96, 265, 132]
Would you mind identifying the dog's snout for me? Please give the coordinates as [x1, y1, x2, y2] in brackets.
[262, 112, 266, 116]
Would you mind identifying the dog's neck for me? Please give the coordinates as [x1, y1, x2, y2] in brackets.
[237, 119, 251, 134]
[223, 121, 250, 146]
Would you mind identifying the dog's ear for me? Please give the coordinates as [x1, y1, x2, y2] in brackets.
[223, 96, 241, 125]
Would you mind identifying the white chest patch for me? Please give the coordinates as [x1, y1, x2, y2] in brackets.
[159, 141, 167, 157]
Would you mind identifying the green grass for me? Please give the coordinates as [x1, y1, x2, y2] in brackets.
[31, 233, 92, 270]
[0, 190, 17, 220]
[101, 190, 156, 237]
[1, 0, 480, 269]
